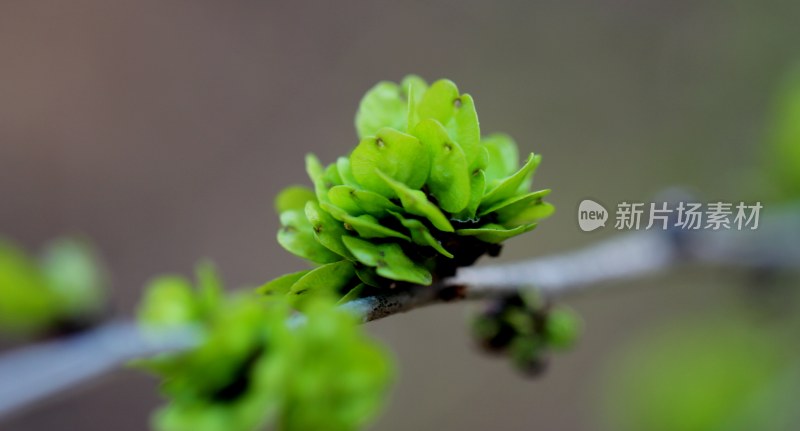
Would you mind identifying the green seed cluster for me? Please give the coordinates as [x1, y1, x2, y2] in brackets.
[471, 292, 580, 375]
[136, 264, 393, 431]
[266, 76, 553, 300]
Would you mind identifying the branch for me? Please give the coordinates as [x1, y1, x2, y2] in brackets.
[0, 321, 199, 419]
[354, 203, 800, 321]
[345, 230, 677, 322]
[1, 204, 798, 419]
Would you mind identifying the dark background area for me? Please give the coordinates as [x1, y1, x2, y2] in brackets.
[1, 1, 799, 430]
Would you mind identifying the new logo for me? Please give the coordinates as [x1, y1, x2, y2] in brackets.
[578, 199, 608, 232]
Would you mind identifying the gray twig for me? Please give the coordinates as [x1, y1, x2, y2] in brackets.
[0, 204, 797, 419]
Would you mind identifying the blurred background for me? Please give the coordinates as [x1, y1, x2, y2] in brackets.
[1, 1, 799, 430]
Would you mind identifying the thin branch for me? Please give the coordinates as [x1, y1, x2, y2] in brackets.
[346, 230, 678, 322]
[1, 204, 798, 419]
[0, 322, 199, 419]
[357, 204, 800, 320]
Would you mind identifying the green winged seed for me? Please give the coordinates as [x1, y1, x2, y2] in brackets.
[414, 119, 471, 213]
[351, 188, 403, 216]
[336, 156, 360, 188]
[290, 260, 355, 295]
[306, 154, 331, 204]
[275, 185, 316, 214]
[342, 236, 432, 285]
[257, 269, 311, 296]
[356, 75, 430, 138]
[316, 200, 348, 221]
[278, 209, 341, 263]
[324, 162, 343, 186]
[321, 202, 410, 241]
[473, 145, 489, 172]
[328, 185, 364, 215]
[327, 185, 402, 217]
[338, 283, 366, 304]
[454, 169, 486, 222]
[407, 86, 419, 133]
[448, 93, 481, 166]
[481, 153, 542, 206]
[345, 213, 410, 241]
[478, 189, 552, 216]
[355, 81, 407, 139]
[456, 223, 538, 244]
[355, 266, 383, 288]
[350, 128, 430, 197]
[498, 201, 556, 227]
[340, 236, 384, 267]
[403, 75, 428, 131]
[402, 75, 428, 108]
[482, 133, 519, 184]
[305, 201, 353, 259]
[375, 170, 453, 232]
[418, 79, 459, 124]
[388, 210, 453, 258]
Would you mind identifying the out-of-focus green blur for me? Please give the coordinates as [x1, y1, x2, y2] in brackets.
[0, 237, 106, 337]
[601, 297, 800, 431]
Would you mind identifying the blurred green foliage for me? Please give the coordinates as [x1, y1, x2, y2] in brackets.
[765, 66, 800, 200]
[135, 264, 394, 431]
[601, 309, 800, 431]
[0, 237, 106, 335]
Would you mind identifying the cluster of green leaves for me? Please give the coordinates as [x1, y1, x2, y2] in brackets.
[0, 237, 106, 335]
[135, 264, 393, 431]
[268, 76, 553, 301]
[472, 292, 580, 375]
